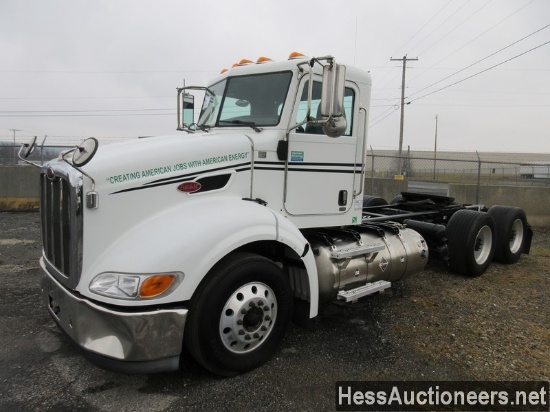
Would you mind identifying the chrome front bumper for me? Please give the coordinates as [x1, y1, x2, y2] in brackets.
[40, 258, 188, 373]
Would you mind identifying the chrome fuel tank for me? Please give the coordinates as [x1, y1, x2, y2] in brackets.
[306, 224, 428, 303]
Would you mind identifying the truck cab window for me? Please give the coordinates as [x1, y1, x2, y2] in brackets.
[199, 72, 292, 128]
[295, 81, 355, 136]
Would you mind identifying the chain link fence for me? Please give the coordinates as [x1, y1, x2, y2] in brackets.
[366, 149, 550, 203]
[0, 143, 73, 166]
[3, 142, 550, 191]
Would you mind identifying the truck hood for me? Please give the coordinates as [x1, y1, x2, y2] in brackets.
[81, 132, 253, 196]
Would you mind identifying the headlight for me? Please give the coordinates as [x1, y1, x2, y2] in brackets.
[89, 272, 183, 300]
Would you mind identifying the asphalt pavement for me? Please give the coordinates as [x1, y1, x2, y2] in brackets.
[1, 212, 548, 411]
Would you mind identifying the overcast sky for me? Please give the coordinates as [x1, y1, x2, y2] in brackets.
[1, 0, 549, 153]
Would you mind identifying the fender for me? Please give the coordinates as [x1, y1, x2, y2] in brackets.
[80, 197, 319, 316]
[267, 208, 320, 318]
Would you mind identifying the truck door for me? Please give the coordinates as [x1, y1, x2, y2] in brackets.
[284, 80, 361, 216]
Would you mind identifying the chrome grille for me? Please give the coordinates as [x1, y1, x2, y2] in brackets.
[40, 165, 83, 287]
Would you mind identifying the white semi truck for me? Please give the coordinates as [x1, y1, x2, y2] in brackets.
[28, 53, 531, 376]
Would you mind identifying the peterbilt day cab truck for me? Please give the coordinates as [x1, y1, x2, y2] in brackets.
[27, 52, 531, 376]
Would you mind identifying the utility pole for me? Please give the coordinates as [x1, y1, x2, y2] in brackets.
[9, 128, 21, 165]
[390, 55, 418, 174]
[9, 128, 21, 145]
[433, 114, 438, 180]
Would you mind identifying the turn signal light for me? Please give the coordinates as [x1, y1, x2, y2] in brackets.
[222, 52, 306, 74]
[139, 275, 176, 298]
[288, 51, 305, 60]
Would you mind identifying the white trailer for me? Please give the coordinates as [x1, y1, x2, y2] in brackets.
[520, 162, 550, 179]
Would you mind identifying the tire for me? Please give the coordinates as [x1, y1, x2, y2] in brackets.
[446, 210, 496, 277]
[184, 253, 293, 376]
[363, 195, 388, 207]
[390, 194, 404, 204]
[488, 205, 527, 264]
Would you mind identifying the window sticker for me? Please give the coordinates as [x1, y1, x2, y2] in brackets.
[291, 151, 304, 162]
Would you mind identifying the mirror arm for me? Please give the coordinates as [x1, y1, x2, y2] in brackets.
[354, 107, 368, 197]
[16, 145, 40, 168]
[60, 148, 96, 191]
[306, 63, 314, 121]
[329, 58, 337, 121]
[176, 88, 183, 130]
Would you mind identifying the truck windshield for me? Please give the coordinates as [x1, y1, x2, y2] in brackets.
[198, 71, 292, 128]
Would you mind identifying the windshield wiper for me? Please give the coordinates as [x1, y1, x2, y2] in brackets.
[219, 120, 262, 132]
[196, 124, 211, 132]
[184, 123, 211, 133]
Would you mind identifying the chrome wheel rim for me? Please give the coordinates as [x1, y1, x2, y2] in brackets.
[474, 225, 493, 265]
[509, 218, 524, 254]
[219, 282, 277, 354]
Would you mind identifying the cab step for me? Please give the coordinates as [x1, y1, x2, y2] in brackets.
[337, 280, 391, 303]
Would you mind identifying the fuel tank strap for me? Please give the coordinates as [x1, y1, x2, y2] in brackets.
[330, 243, 385, 259]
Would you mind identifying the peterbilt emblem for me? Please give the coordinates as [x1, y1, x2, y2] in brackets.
[46, 167, 55, 180]
[379, 257, 389, 272]
[177, 181, 201, 193]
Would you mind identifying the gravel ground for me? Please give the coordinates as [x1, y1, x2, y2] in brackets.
[0, 211, 548, 411]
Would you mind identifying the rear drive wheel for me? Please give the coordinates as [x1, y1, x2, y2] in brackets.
[447, 210, 496, 277]
[488, 205, 527, 263]
[184, 253, 293, 376]
[389, 194, 404, 204]
[363, 195, 388, 207]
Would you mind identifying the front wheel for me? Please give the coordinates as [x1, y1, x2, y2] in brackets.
[447, 210, 496, 277]
[184, 253, 293, 376]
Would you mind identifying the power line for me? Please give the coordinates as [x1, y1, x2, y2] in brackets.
[408, 39, 550, 104]
[0, 113, 175, 118]
[417, 0, 493, 57]
[371, 0, 472, 113]
[391, 0, 453, 60]
[0, 96, 173, 100]
[369, 106, 400, 128]
[408, 24, 550, 100]
[0, 108, 175, 118]
[0, 108, 173, 113]
[0, 69, 216, 74]
[370, 1, 453, 97]
[409, 0, 539, 83]
[408, 0, 473, 53]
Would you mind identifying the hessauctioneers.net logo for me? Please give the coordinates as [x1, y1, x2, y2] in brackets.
[335, 381, 549, 411]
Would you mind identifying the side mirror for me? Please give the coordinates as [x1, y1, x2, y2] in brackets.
[177, 89, 195, 130]
[72, 137, 99, 167]
[17, 136, 40, 167]
[320, 63, 347, 138]
[182, 94, 194, 126]
[21, 136, 37, 159]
